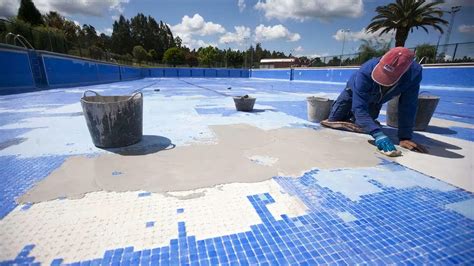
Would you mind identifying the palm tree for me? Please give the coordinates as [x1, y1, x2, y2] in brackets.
[367, 0, 448, 47]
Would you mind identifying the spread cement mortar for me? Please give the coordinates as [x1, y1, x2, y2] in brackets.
[19, 124, 382, 203]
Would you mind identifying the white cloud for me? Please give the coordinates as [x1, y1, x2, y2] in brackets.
[171, 14, 226, 38]
[104, 28, 113, 35]
[219, 26, 251, 44]
[427, 0, 474, 8]
[170, 14, 225, 49]
[177, 33, 217, 49]
[333, 28, 394, 43]
[0, 0, 17, 18]
[0, 0, 129, 17]
[254, 24, 301, 42]
[254, 0, 364, 21]
[294, 45, 304, 52]
[238, 0, 246, 12]
[459, 24, 474, 34]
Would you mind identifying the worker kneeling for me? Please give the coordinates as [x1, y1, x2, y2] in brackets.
[321, 47, 428, 156]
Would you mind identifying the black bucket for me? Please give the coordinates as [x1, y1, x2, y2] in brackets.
[307, 96, 334, 122]
[233, 95, 256, 112]
[81, 90, 143, 148]
[387, 94, 440, 131]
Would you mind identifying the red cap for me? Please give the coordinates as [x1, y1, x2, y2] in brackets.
[371, 47, 415, 87]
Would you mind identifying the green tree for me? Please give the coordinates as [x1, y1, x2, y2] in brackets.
[198, 46, 218, 67]
[148, 49, 158, 61]
[133, 45, 149, 63]
[227, 50, 244, 68]
[175, 36, 182, 48]
[163, 47, 185, 66]
[415, 43, 436, 63]
[111, 15, 132, 55]
[43, 11, 80, 43]
[357, 39, 390, 64]
[17, 0, 43, 26]
[185, 52, 199, 67]
[327, 56, 342, 66]
[367, 0, 447, 47]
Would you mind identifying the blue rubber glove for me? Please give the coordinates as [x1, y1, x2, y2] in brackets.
[372, 131, 397, 152]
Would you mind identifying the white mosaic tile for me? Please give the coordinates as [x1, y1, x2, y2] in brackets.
[0, 179, 307, 264]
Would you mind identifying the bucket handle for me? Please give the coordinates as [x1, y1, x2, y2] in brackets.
[129, 91, 143, 100]
[83, 90, 100, 98]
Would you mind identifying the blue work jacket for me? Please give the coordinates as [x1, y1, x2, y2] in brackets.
[348, 58, 422, 140]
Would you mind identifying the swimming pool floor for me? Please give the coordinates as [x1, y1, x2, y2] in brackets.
[0, 78, 473, 265]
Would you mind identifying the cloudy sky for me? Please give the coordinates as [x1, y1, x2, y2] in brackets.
[1, 0, 473, 57]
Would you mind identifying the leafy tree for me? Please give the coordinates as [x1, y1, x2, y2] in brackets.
[367, 0, 447, 47]
[198, 46, 218, 67]
[327, 56, 341, 66]
[357, 39, 390, 64]
[89, 45, 104, 60]
[43, 11, 80, 43]
[175, 36, 182, 48]
[163, 47, 185, 67]
[185, 52, 199, 67]
[80, 24, 99, 48]
[111, 15, 133, 55]
[415, 43, 436, 63]
[227, 50, 244, 68]
[133, 45, 149, 63]
[18, 0, 43, 26]
[148, 49, 158, 61]
[310, 57, 325, 67]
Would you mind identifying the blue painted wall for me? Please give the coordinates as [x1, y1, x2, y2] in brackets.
[293, 68, 356, 83]
[251, 69, 292, 80]
[2, 46, 471, 95]
[191, 69, 205, 77]
[164, 68, 179, 77]
[0, 49, 35, 92]
[43, 54, 99, 87]
[178, 68, 191, 77]
[252, 67, 474, 87]
[97, 63, 121, 83]
[421, 67, 474, 87]
[150, 68, 164, 77]
[120, 66, 142, 80]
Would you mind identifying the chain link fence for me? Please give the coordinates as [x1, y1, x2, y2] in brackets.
[309, 42, 474, 67]
[0, 18, 165, 67]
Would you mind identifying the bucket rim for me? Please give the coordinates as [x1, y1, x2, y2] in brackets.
[233, 96, 256, 100]
[81, 90, 143, 104]
[307, 96, 332, 101]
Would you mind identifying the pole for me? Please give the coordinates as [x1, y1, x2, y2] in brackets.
[441, 6, 461, 56]
[435, 34, 442, 62]
[340, 29, 349, 66]
[452, 43, 458, 61]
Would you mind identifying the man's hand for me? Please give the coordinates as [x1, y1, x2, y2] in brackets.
[399, 140, 428, 153]
[373, 131, 397, 152]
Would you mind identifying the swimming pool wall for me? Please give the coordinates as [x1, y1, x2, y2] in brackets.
[1, 46, 250, 94]
[251, 66, 474, 88]
[2, 45, 473, 94]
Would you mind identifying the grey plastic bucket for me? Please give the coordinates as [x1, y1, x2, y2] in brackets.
[233, 95, 256, 112]
[307, 96, 334, 122]
[81, 90, 143, 148]
[387, 94, 440, 131]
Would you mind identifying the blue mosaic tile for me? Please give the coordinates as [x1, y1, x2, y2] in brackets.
[0, 155, 67, 219]
[146, 221, 155, 228]
[138, 192, 151, 197]
[177, 208, 184, 214]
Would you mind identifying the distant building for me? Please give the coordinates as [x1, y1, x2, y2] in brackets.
[259, 58, 301, 68]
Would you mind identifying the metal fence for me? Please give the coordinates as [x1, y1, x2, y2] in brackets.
[0, 18, 169, 67]
[309, 42, 474, 67]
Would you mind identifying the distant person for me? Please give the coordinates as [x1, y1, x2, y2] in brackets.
[321, 47, 428, 156]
